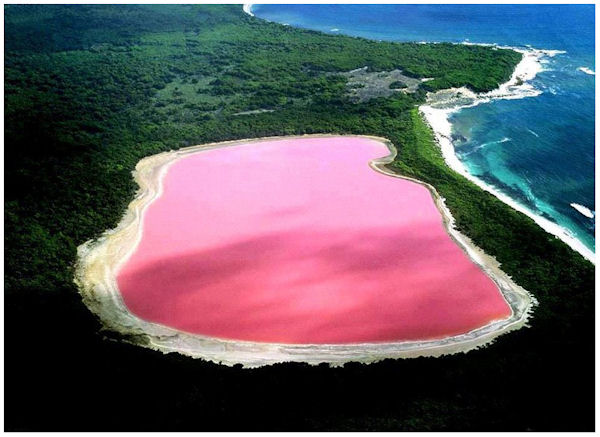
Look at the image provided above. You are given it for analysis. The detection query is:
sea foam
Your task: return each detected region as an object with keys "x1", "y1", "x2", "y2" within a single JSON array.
[
  {"x1": 570, "y1": 203, "x2": 595, "y2": 219},
  {"x1": 578, "y1": 66, "x2": 595, "y2": 75},
  {"x1": 461, "y1": 138, "x2": 511, "y2": 156},
  {"x1": 420, "y1": 45, "x2": 595, "y2": 264}
]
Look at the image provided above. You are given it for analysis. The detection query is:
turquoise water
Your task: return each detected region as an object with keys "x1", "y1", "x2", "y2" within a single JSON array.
[{"x1": 251, "y1": 4, "x2": 595, "y2": 253}]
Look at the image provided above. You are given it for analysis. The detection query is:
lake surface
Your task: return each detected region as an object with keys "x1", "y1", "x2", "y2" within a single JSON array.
[
  {"x1": 251, "y1": 4, "x2": 595, "y2": 253},
  {"x1": 117, "y1": 137, "x2": 510, "y2": 344}
]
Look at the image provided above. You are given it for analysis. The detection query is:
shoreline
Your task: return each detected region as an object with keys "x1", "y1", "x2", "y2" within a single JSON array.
[
  {"x1": 242, "y1": 3, "x2": 254, "y2": 17},
  {"x1": 419, "y1": 46, "x2": 595, "y2": 264},
  {"x1": 241, "y1": 3, "x2": 593, "y2": 263},
  {"x1": 74, "y1": 134, "x2": 534, "y2": 368}
]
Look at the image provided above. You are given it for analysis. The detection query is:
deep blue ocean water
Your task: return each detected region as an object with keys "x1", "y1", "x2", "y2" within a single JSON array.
[{"x1": 251, "y1": 4, "x2": 595, "y2": 253}]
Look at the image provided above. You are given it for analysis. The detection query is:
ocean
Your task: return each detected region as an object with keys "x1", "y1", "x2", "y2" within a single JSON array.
[{"x1": 249, "y1": 4, "x2": 595, "y2": 258}]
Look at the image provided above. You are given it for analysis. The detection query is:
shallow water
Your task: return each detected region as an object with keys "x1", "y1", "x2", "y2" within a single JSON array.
[
  {"x1": 251, "y1": 4, "x2": 595, "y2": 253},
  {"x1": 117, "y1": 137, "x2": 510, "y2": 344}
]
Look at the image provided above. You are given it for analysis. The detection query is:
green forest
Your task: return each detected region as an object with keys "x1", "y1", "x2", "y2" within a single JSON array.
[{"x1": 4, "y1": 4, "x2": 594, "y2": 431}]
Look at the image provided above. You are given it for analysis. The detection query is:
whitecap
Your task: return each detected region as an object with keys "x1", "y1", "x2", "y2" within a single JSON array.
[
  {"x1": 540, "y1": 49, "x2": 567, "y2": 57},
  {"x1": 462, "y1": 137, "x2": 510, "y2": 156},
  {"x1": 527, "y1": 129, "x2": 539, "y2": 138},
  {"x1": 570, "y1": 203, "x2": 595, "y2": 219},
  {"x1": 578, "y1": 66, "x2": 595, "y2": 75}
]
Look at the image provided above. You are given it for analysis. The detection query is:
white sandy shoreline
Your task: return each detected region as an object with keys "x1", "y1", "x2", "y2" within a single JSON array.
[
  {"x1": 241, "y1": 3, "x2": 593, "y2": 263},
  {"x1": 74, "y1": 134, "x2": 534, "y2": 368},
  {"x1": 242, "y1": 4, "x2": 254, "y2": 17},
  {"x1": 419, "y1": 46, "x2": 595, "y2": 264}
]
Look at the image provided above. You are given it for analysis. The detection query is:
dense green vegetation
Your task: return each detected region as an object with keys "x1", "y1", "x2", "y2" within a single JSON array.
[
  {"x1": 389, "y1": 80, "x2": 408, "y2": 89},
  {"x1": 5, "y1": 5, "x2": 593, "y2": 431}
]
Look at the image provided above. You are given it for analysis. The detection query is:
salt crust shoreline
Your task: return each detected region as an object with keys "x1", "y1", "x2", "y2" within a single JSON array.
[{"x1": 74, "y1": 134, "x2": 534, "y2": 368}]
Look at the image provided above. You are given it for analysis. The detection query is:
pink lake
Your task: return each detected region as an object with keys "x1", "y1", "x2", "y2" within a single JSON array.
[{"x1": 117, "y1": 137, "x2": 511, "y2": 344}]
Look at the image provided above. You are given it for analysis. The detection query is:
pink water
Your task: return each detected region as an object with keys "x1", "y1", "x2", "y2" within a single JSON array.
[{"x1": 117, "y1": 137, "x2": 511, "y2": 344}]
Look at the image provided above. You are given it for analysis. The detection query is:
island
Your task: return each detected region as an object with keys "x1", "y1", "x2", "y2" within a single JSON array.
[{"x1": 5, "y1": 4, "x2": 594, "y2": 432}]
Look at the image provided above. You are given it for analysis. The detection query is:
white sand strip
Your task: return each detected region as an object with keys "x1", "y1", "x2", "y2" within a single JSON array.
[
  {"x1": 419, "y1": 46, "x2": 595, "y2": 264},
  {"x1": 242, "y1": 4, "x2": 254, "y2": 17}
]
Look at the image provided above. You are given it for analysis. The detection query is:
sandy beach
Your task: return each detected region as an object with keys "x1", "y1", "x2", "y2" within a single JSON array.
[
  {"x1": 75, "y1": 135, "x2": 534, "y2": 368},
  {"x1": 419, "y1": 46, "x2": 595, "y2": 264},
  {"x1": 241, "y1": 6, "x2": 594, "y2": 265},
  {"x1": 242, "y1": 4, "x2": 254, "y2": 17}
]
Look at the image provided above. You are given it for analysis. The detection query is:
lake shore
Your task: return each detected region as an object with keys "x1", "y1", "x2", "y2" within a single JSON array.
[{"x1": 74, "y1": 134, "x2": 534, "y2": 368}]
